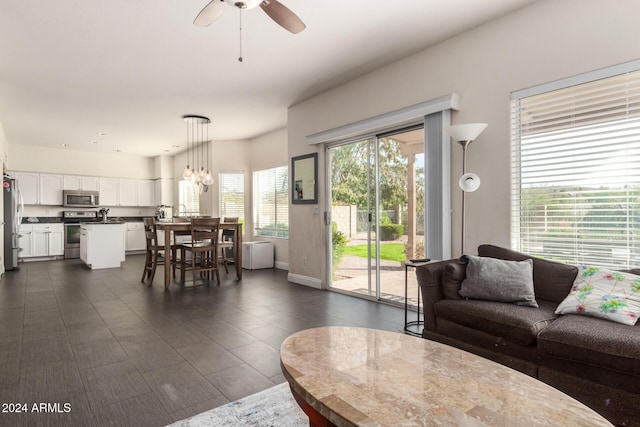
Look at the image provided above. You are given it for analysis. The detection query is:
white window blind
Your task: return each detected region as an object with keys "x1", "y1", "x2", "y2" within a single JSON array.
[
  {"x1": 511, "y1": 68, "x2": 640, "y2": 269},
  {"x1": 178, "y1": 180, "x2": 200, "y2": 216},
  {"x1": 253, "y1": 166, "x2": 289, "y2": 238},
  {"x1": 219, "y1": 172, "x2": 245, "y2": 220}
]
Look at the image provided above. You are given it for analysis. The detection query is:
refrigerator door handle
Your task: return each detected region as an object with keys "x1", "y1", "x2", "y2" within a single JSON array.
[{"x1": 16, "y1": 187, "x2": 23, "y2": 227}]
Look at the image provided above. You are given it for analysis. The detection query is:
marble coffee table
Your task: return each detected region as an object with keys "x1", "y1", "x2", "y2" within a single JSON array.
[{"x1": 280, "y1": 326, "x2": 612, "y2": 426}]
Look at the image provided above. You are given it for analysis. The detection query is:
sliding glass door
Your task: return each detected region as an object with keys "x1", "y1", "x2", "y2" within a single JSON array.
[
  {"x1": 328, "y1": 127, "x2": 425, "y2": 307},
  {"x1": 328, "y1": 138, "x2": 377, "y2": 298}
]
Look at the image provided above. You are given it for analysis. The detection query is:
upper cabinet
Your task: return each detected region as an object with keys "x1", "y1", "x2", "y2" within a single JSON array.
[
  {"x1": 118, "y1": 179, "x2": 137, "y2": 206},
  {"x1": 13, "y1": 172, "x2": 39, "y2": 205},
  {"x1": 13, "y1": 171, "x2": 156, "y2": 207},
  {"x1": 137, "y1": 180, "x2": 155, "y2": 207},
  {"x1": 63, "y1": 175, "x2": 100, "y2": 192},
  {"x1": 82, "y1": 176, "x2": 100, "y2": 192},
  {"x1": 39, "y1": 174, "x2": 63, "y2": 205},
  {"x1": 99, "y1": 178, "x2": 118, "y2": 206},
  {"x1": 63, "y1": 175, "x2": 82, "y2": 191}
]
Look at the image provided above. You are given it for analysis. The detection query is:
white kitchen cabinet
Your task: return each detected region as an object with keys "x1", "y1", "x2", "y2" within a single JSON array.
[
  {"x1": 118, "y1": 179, "x2": 137, "y2": 206},
  {"x1": 48, "y1": 224, "x2": 64, "y2": 256},
  {"x1": 137, "y1": 180, "x2": 155, "y2": 207},
  {"x1": 14, "y1": 172, "x2": 39, "y2": 205},
  {"x1": 63, "y1": 175, "x2": 82, "y2": 190},
  {"x1": 18, "y1": 225, "x2": 32, "y2": 258},
  {"x1": 125, "y1": 222, "x2": 146, "y2": 251},
  {"x1": 99, "y1": 178, "x2": 118, "y2": 206},
  {"x1": 82, "y1": 176, "x2": 100, "y2": 192},
  {"x1": 32, "y1": 227, "x2": 49, "y2": 257},
  {"x1": 39, "y1": 174, "x2": 64, "y2": 205},
  {"x1": 64, "y1": 175, "x2": 101, "y2": 192},
  {"x1": 18, "y1": 224, "x2": 63, "y2": 258},
  {"x1": 80, "y1": 222, "x2": 125, "y2": 269}
]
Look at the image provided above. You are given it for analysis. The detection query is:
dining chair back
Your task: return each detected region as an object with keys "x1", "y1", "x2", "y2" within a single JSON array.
[
  {"x1": 141, "y1": 218, "x2": 176, "y2": 284},
  {"x1": 179, "y1": 217, "x2": 221, "y2": 285},
  {"x1": 219, "y1": 217, "x2": 238, "y2": 273}
]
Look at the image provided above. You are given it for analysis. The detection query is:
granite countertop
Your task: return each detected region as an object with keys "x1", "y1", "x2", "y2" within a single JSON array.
[
  {"x1": 84, "y1": 221, "x2": 126, "y2": 225},
  {"x1": 22, "y1": 216, "x2": 153, "y2": 224}
]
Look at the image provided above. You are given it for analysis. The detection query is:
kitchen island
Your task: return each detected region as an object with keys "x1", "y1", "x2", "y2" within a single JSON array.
[{"x1": 80, "y1": 221, "x2": 126, "y2": 269}]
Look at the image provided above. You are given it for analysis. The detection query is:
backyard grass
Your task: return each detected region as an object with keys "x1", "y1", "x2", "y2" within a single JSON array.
[{"x1": 342, "y1": 243, "x2": 406, "y2": 262}]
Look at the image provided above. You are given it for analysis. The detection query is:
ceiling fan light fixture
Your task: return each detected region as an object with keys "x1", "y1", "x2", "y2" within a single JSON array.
[{"x1": 227, "y1": 0, "x2": 263, "y2": 9}]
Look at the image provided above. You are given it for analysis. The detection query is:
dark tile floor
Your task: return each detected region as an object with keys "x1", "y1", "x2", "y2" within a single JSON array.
[{"x1": 0, "y1": 255, "x2": 406, "y2": 426}]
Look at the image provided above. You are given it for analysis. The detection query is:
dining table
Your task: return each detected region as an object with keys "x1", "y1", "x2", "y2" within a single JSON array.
[{"x1": 154, "y1": 220, "x2": 243, "y2": 289}]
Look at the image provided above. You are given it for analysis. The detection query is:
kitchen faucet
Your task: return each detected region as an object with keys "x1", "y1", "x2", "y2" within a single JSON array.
[{"x1": 176, "y1": 204, "x2": 187, "y2": 216}]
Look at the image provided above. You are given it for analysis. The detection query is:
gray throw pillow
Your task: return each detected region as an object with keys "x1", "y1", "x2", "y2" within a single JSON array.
[
  {"x1": 459, "y1": 255, "x2": 538, "y2": 308},
  {"x1": 442, "y1": 262, "x2": 465, "y2": 300}
]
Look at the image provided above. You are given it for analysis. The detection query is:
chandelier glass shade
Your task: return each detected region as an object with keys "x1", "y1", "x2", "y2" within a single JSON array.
[{"x1": 182, "y1": 114, "x2": 214, "y2": 194}]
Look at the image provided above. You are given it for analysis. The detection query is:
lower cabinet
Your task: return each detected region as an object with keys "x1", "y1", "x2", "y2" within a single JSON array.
[
  {"x1": 125, "y1": 222, "x2": 146, "y2": 252},
  {"x1": 81, "y1": 223, "x2": 125, "y2": 269},
  {"x1": 18, "y1": 224, "x2": 64, "y2": 258}
]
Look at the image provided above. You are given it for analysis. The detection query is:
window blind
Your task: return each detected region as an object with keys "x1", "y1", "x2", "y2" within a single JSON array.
[
  {"x1": 253, "y1": 166, "x2": 289, "y2": 238},
  {"x1": 219, "y1": 172, "x2": 245, "y2": 220},
  {"x1": 511, "y1": 68, "x2": 640, "y2": 269},
  {"x1": 178, "y1": 180, "x2": 200, "y2": 216}
]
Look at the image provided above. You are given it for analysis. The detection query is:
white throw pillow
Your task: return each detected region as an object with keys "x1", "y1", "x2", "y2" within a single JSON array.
[{"x1": 555, "y1": 266, "x2": 640, "y2": 325}]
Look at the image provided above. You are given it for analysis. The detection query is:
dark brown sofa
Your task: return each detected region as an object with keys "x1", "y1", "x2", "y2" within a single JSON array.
[{"x1": 416, "y1": 244, "x2": 640, "y2": 426}]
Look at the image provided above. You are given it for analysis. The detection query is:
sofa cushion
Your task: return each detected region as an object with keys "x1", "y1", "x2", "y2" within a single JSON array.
[
  {"x1": 538, "y1": 314, "x2": 640, "y2": 376},
  {"x1": 442, "y1": 262, "x2": 465, "y2": 300},
  {"x1": 478, "y1": 244, "x2": 578, "y2": 304},
  {"x1": 460, "y1": 255, "x2": 537, "y2": 307},
  {"x1": 434, "y1": 299, "x2": 558, "y2": 346},
  {"x1": 555, "y1": 266, "x2": 640, "y2": 325}
]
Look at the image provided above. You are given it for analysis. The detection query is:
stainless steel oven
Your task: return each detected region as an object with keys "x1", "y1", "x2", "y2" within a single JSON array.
[
  {"x1": 63, "y1": 210, "x2": 97, "y2": 258},
  {"x1": 63, "y1": 190, "x2": 100, "y2": 208}
]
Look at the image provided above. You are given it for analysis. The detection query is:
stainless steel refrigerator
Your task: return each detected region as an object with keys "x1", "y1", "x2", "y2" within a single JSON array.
[{"x1": 3, "y1": 177, "x2": 22, "y2": 270}]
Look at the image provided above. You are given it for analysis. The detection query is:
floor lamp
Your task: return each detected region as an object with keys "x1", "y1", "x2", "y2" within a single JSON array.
[{"x1": 444, "y1": 123, "x2": 488, "y2": 255}]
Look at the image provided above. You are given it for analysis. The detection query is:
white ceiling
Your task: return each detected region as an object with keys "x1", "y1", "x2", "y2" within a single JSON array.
[{"x1": 0, "y1": 0, "x2": 537, "y2": 157}]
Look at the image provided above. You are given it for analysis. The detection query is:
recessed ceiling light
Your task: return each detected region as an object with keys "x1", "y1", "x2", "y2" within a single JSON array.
[
  {"x1": 60, "y1": 143, "x2": 69, "y2": 147},
  {"x1": 172, "y1": 145, "x2": 180, "y2": 148},
  {"x1": 114, "y1": 149, "x2": 121, "y2": 153},
  {"x1": 163, "y1": 149, "x2": 170, "y2": 152},
  {"x1": 97, "y1": 132, "x2": 107, "y2": 136},
  {"x1": 90, "y1": 140, "x2": 98, "y2": 144}
]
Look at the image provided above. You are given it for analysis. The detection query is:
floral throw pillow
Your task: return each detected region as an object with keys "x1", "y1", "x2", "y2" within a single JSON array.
[{"x1": 555, "y1": 266, "x2": 640, "y2": 325}]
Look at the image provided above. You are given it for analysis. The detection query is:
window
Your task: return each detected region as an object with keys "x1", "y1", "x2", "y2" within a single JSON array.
[
  {"x1": 511, "y1": 64, "x2": 640, "y2": 269},
  {"x1": 178, "y1": 180, "x2": 199, "y2": 216},
  {"x1": 219, "y1": 172, "x2": 245, "y2": 221},
  {"x1": 253, "y1": 166, "x2": 289, "y2": 238}
]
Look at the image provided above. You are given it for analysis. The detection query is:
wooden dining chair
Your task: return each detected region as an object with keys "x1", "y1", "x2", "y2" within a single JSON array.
[
  {"x1": 179, "y1": 217, "x2": 221, "y2": 285},
  {"x1": 219, "y1": 217, "x2": 238, "y2": 274},
  {"x1": 141, "y1": 218, "x2": 177, "y2": 284}
]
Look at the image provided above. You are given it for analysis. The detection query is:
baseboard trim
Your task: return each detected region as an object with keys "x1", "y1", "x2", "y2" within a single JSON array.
[
  {"x1": 274, "y1": 261, "x2": 288, "y2": 271},
  {"x1": 287, "y1": 273, "x2": 322, "y2": 289}
]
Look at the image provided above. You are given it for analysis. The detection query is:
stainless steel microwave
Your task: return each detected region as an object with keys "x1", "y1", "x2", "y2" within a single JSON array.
[{"x1": 62, "y1": 190, "x2": 100, "y2": 207}]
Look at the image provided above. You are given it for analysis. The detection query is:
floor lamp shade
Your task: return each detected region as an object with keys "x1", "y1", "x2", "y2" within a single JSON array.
[{"x1": 444, "y1": 123, "x2": 488, "y2": 142}]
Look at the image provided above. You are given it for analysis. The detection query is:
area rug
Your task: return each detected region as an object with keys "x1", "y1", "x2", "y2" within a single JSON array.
[{"x1": 168, "y1": 383, "x2": 307, "y2": 427}]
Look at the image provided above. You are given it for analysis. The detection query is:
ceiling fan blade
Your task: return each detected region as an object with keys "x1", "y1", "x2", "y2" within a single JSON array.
[
  {"x1": 260, "y1": 0, "x2": 306, "y2": 34},
  {"x1": 193, "y1": 0, "x2": 228, "y2": 27}
]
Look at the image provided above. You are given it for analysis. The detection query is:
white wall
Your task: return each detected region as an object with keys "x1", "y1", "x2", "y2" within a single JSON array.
[
  {"x1": 8, "y1": 144, "x2": 158, "y2": 218},
  {"x1": 287, "y1": 0, "x2": 640, "y2": 287},
  {"x1": 9, "y1": 145, "x2": 155, "y2": 178},
  {"x1": 248, "y1": 128, "x2": 289, "y2": 269},
  {"x1": 172, "y1": 139, "x2": 250, "y2": 217}
]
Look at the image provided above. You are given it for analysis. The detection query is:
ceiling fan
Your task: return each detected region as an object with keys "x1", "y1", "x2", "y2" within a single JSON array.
[{"x1": 194, "y1": 0, "x2": 306, "y2": 34}]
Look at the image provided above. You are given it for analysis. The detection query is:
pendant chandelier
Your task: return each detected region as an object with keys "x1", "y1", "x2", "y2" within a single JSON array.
[{"x1": 182, "y1": 114, "x2": 214, "y2": 194}]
